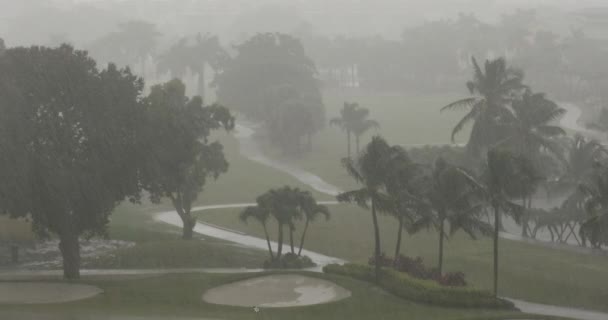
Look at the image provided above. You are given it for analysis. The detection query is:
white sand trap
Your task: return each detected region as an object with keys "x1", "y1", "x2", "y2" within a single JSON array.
[
  {"x1": 0, "y1": 282, "x2": 102, "y2": 304},
  {"x1": 202, "y1": 274, "x2": 351, "y2": 308}
]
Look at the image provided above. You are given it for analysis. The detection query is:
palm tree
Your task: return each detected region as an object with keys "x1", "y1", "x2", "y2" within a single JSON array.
[
  {"x1": 500, "y1": 90, "x2": 565, "y2": 156},
  {"x1": 579, "y1": 163, "x2": 608, "y2": 249},
  {"x1": 561, "y1": 134, "x2": 608, "y2": 187},
  {"x1": 330, "y1": 102, "x2": 361, "y2": 158},
  {"x1": 413, "y1": 157, "x2": 491, "y2": 274},
  {"x1": 258, "y1": 187, "x2": 301, "y2": 259},
  {"x1": 383, "y1": 146, "x2": 429, "y2": 259},
  {"x1": 352, "y1": 113, "x2": 380, "y2": 154},
  {"x1": 442, "y1": 57, "x2": 525, "y2": 156},
  {"x1": 240, "y1": 205, "x2": 274, "y2": 260},
  {"x1": 297, "y1": 195, "x2": 330, "y2": 256},
  {"x1": 477, "y1": 149, "x2": 537, "y2": 297},
  {"x1": 337, "y1": 136, "x2": 394, "y2": 282}
]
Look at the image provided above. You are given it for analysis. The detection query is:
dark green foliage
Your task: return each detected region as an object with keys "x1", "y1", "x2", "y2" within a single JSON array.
[
  {"x1": 214, "y1": 33, "x2": 324, "y2": 153},
  {"x1": 442, "y1": 57, "x2": 525, "y2": 157},
  {"x1": 323, "y1": 264, "x2": 514, "y2": 309},
  {"x1": 337, "y1": 136, "x2": 397, "y2": 282},
  {"x1": 579, "y1": 163, "x2": 608, "y2": 248},
  {"x1": 240, "y1": 186, "x2": 329, "y2": 265},
  {"x1": 0, "y1": 44, "x2": 145, "y2": 278},
  {"x1": 139, "y1": 79, "x2": 234, "y2": 239},
  {"x1": 369, "y1": 254, "x2": 467, "y2": 287},
  {"x1": 330, "y1": 102, "x2": 380, "y2": 157}
]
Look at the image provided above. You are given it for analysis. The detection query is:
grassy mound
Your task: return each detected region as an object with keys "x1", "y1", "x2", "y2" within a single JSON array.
[{"x1": 324, "y1": 263, "x2": 514, "y2": 309}]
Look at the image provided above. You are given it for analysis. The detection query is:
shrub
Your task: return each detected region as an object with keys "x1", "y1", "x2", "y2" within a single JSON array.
[
  {"x1": 369, "y1": 254, "x2": 466, "y2": 287},
  {"x1": 324, "y1": 263, "x2": 514, "y2": 309},
  {"x1": 263, "y1": 253, "x2": 316, "y2": 269}
]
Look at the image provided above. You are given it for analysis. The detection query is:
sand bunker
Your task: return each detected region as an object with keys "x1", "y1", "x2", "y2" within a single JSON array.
[
  {"x1": 202, "y1": 274, "x2": 351, "y2": 308},
  {"x1": 0, "y1": 282, "x2": 102, "y2": 304}
]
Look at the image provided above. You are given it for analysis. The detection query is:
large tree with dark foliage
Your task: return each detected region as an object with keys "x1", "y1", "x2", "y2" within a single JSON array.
[
  {"x1": 214, "y1": 33, "x2": 324, "y2": 153},
  {"x1": 0, "y1": 44, "x2": 144, "y2": 279},
  {"x1": 139, "y1": 79, "x2": 234, "y2": 239}
]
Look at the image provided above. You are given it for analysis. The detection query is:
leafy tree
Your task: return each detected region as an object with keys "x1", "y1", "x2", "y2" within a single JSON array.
[
  {"x1": 139, "y1": 79, "x2": 234, "y2": 239},
  {"x1": 0, "y1": 45, "x2": 144, "y2": 279},
  {"x1": 157, "y1": 34, "x2": 228, "y2": 100},
  {"x1": 267, "y1": 86, "x2": 324, "y2": 154},
  {"x1": 337, "y1": 136, "x2": 394, "y2": 282},
  {"x1": 214, "y1": 33, "x2": 324, "y2": 153},
  {"x1": 442, "y1": 57, "x2": 525, "y2": 156},
  {"x1": 413, "y1": 158, "x2": 491, "y2": 274}
]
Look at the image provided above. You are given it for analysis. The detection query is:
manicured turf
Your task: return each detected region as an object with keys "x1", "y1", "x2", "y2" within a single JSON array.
[
  {"x1": 0, "y1": 272, "x2": 558, "y2": 320},
  {"x1": 262, "y1": 89, "x2": 468, "y2": 189},
  {"x1": 197, "y1": 201, "x2": 608, "y2": 313}
]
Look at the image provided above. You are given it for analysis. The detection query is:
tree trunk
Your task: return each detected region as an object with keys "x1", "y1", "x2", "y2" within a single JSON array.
[
  {"x1": 438, "y1": 217, "x2": 445, "y2": 275},
  {"x1": 171, "y1": 193, "x2": 196, "y2": 240},
  {"x1": 493, "y1": 205, "x2": 500, "y2": 297},
  {"x1": 262, "y1": 224, "x2": 274, "y2": 260},
  {"x1": 371, "y1": 199, "x2": 382, "y2": 283},
  {"x1": 347, "y1": 129, "x2": 351, "y2": 158},
  {"x1": 277, "y1": 224, "x2": 284, "y2": 259},
  {"x1": 521, "y1": 196, "x2": 529, "y2": 238},
  {"x1": 181, "y1": 214, "x2": 196, "y2": 240},
  {"x1": 289, "y1": 226, "x2": 295, "y2": 254},
  {"x1": 356, "y1": 135, "x2": 360, "y2": 154},
  {"x1": 198, "y1": 64, "x2": 206, "y2": 101},
  {"x1": 59, "y1": 229, "x2": 81, "y2": 280},
  {"x1": 394, "y1": 216, "x2": 404, "y2": 262},
  {"x1": 298, "y1": 219, "x2": 310, "y2": 256}
]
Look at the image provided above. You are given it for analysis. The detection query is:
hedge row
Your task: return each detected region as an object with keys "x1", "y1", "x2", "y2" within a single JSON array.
[{"x1": 323, "y1": 263, "x2": 515, "y2": 309}]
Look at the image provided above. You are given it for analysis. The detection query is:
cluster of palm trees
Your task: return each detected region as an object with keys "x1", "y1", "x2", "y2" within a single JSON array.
[
  {"x1": 444, "y1": 57, "x2": 608, "y2": 249},
  {"x1": 335, "y1": 56, "x2": 608, "y2": 297},
  {"x1": 338, "y1": 135, "x2": 538, "y2": 296},
  {"x1": 330, "y1": 102, "x2": 380, "y2": 158},
  {"x1": 239, "y1": 186, "x2": 330, "y2": 262},
  {"x1": 336, "y1": 56, "x2": 608, "y2": 297}
]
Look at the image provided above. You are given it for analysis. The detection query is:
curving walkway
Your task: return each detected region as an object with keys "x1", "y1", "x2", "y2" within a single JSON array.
[
  {"x1": 3, "y1": 104, "x2": 606, "y2": 319},
  {"x1": 158, "y1": 116, "x2": 608, "y2": 320}
]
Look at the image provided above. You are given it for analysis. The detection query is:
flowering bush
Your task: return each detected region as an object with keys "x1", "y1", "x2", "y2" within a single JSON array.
[{"x1": 369, "y1": 253, "x2": 466, "y2": 287}]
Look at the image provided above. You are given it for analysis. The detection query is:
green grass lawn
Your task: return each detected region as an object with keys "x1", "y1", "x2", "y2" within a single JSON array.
[
  {"x1": 90, "y1": 128, "x2": 329, "y2": 270},
  {"x1": 0, "y1": 272, "x2": 561, "y2": 320},
  {"x1": 262, "y1": 89, "x2": 469, "y2": 188},
  {"x1": 196, "y1": 203, "x2": 608, "y2": 313}
]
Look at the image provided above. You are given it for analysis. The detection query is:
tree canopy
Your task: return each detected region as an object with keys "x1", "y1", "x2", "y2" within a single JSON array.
[
  {"x1": 214, "y1": 33, "x2": 325, "y2": 154},
  {"x1": 139, "y1": 79, "x2": 234, "y2": 239},
  {"x1": 0, "y1": 44, "x2": 145, "y2": 279}
]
